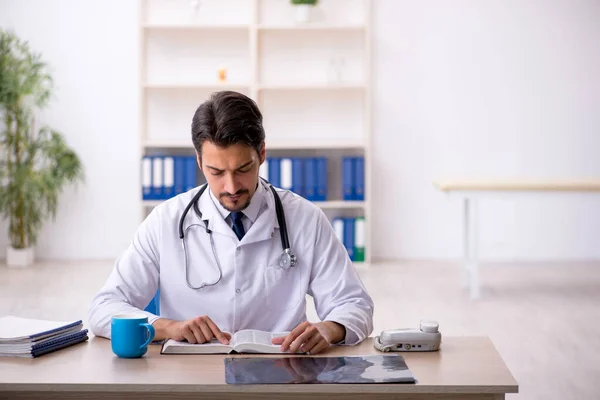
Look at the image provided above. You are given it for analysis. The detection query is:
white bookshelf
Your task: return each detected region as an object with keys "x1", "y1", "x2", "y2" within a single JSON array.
[{"x1": 139, "y1": 0, "x2": 372, "y2": 263}]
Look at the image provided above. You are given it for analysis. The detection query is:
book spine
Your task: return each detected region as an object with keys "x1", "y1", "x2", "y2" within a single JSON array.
[{"x1": 354, "y1": 217, "x2": 365, "y2": 262}]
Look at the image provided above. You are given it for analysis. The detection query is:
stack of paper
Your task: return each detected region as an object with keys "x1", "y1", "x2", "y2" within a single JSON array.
[{"x1": 0, "y1": 315, "x2": 89, "y2": 358}]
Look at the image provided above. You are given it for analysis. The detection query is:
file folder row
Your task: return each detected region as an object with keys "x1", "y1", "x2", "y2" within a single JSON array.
[
  {"x1": 259, "y1": 157, "x2": 327, "y2": 201},
  {"x1": 332, "y1": 216, "x2": 366, "y2": 262},
  {"x1": 142, "y1": 156, "x2": 198, "y2": 200},
  {"x1": 142, "y1": 155, "x2": 365, "y2": 203},
  {"x1": 260, "y1": 156, "x2": 365, "y2": 202}
]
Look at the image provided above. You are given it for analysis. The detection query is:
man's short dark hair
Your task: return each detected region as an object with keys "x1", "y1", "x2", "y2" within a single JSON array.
[{"x1": 191, "y1": 91, "x2": 265, "y2": 159}]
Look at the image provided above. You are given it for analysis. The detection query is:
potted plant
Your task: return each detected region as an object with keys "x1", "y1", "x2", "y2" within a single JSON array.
[
  {"x1": 0, "y1": 29, "x2": 84, "y2": 268},
  {"x1": 290, "y1": 0, "x2": 319, "y2": 23}
]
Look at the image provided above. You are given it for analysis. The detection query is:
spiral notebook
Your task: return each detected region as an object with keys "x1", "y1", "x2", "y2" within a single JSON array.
[{"x1": 0, "y1": 315, "x2": 89, "y2": 358}]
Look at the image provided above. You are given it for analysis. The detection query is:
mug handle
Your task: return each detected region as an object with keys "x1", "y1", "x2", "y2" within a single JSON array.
[{"x1": 140, "y1": 323, "x2": 156, "y2": 349}]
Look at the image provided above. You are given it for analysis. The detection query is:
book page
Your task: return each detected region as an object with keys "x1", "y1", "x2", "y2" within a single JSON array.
[
  {"x1": 232, "y1": 330, "x2": 273, "y2": 347},
  {"x1": 161, "y1": 338, "x2": 233, "y2": 354},
  {"x1": 270, "y1": 332, "x2": 290, "y2": 342},
  {"x1": 231, "y1": 330, "x2": 290, "y2": 353},
  {"x1": 0, "y1": 316, "x2": 81, "y2": 342}
]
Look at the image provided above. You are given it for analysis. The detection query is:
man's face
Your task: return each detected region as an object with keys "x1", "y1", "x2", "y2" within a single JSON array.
[{"x1": 198, "y1": 141, "x2": 265, "y2": 212}]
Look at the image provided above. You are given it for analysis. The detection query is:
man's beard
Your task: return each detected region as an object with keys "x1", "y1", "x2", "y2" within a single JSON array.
[{"x1": 219, "y1": 190, "x2": 250, "y2": 212}]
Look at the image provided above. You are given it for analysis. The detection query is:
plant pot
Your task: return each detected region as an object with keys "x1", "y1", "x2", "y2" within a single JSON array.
[
  {"x1": 293, "y1": 4, "x2": 313, "y2": 23},
  {"x1": 6, "y1": 246, "x2": 35, "y2": 268}
]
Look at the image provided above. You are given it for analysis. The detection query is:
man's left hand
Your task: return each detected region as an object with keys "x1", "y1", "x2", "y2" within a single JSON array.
[{"x1": 271, "y1": 321, "x2": 346, "y2": 355}]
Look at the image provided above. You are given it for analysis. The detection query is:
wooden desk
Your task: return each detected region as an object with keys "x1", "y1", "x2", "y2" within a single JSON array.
[
  {"x1": 434, "y1": 179, "x2": 600, "y2": 299},
  {"x1": 0, "y1": 336, "x2": 517, "y2": 400}
]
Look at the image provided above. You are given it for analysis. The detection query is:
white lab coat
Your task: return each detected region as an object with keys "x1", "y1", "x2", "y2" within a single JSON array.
[{"x1": 88, "y1": 181, "x2": 374, "y2": 344}]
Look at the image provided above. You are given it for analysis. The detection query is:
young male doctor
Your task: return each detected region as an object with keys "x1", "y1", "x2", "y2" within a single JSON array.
[{"x1": 88, "y1": 91, "x2": 374, "y2": 355}]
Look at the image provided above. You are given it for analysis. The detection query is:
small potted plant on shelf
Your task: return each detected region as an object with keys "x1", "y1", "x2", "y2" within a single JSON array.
[
  {"x1": 290, "y1": 0, "x2": 319, "y2": 23},
  {"x1": 0, "y1": 29, "x2": 84, "y2": 268}
]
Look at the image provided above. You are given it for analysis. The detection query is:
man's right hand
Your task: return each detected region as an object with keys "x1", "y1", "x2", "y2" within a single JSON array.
[{"x1": 152, "y1": 316, "x2": 231, "y2": 344}]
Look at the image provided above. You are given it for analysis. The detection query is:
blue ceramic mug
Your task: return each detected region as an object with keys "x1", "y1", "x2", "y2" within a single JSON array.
[{"x1": 111, "y1": 313, "x2": 155, "y2": 358}]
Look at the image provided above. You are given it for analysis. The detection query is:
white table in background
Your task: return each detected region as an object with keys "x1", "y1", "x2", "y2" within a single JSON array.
[{"x1": 434, "y1": 179, "x2": 600, "y2": 299}]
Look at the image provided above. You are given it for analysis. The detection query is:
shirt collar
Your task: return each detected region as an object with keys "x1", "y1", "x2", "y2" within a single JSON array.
[{"x1": 208, "y1": 180, "x2": 266, "y2": 223}]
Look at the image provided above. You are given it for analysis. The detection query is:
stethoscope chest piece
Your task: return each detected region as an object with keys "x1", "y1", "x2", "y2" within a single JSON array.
[{"x1": 279, "y1": 249, "x2": 297, "y2": 269}]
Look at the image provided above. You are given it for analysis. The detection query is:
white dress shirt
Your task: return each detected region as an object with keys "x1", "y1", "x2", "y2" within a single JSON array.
[{"x1": 211, "y1": 181, "x2": 265, "y2": 235}]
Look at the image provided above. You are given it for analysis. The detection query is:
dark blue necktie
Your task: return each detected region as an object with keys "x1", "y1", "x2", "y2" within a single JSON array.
[{"x1": 231, "y1": 212, "x2": 245, "y2": 240}]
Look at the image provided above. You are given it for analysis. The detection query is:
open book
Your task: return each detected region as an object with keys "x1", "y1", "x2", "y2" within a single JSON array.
[{"x1": 160, "y1": 329, "x2": 290, "y2": 355}]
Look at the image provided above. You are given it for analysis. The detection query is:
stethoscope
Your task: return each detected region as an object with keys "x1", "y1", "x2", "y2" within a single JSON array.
[{"x1": 178, "y1": 178, "x2": 297, "y2": 290}]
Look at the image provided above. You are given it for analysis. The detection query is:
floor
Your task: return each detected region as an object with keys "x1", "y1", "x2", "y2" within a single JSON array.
[{"x1": 1, "y1": 260, "x2": 599, "y2": 400}]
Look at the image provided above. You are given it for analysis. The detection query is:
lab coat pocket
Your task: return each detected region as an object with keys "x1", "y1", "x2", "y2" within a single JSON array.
[{"x1": 264, "y1": 265, "x2": 303, "y2": 312}]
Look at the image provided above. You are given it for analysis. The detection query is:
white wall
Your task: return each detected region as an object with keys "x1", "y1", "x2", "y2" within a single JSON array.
[
  {"x1": 1, "y1": 0, "x2": 599, "y2": 262},
  {"x1": 372, "y1": 0, "x2": 600, "y2": 261},
  {"x1": 0, "y1": 0, "x2": 141, "y2": 259}
]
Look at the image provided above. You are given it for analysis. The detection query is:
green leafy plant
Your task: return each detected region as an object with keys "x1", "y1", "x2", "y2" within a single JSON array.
[
  {"x1": 0, "y1": 29, "x2": 84, "y2": 250},
  {"x1": 291, "y1": 0, "x2": 318, "y2": 5}
]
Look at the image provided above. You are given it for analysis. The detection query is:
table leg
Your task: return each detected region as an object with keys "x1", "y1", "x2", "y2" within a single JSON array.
[
  {"x1": 463, "y1": 197, "x2": 470, "y2": 288},
  {"x1": 464, "y1": 197, "x2": 480, "y2": 299}
]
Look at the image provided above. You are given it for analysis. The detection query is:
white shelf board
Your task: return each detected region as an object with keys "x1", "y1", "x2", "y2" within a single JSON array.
[
  {"x1": 313, "y1": 201, "x2": 366, "y2": 209},
  {"x1": 258, "y1": 24, "x2": 365, "y2": 31},
  {"x1": 258, "y1": 83, "x2": 366, "y2": 91},
  {"x1": 143, "y1": 24, "x2": 249, "y2": 31},
  {"x1": 145, "y1": 83, "x2": 250, "y2": 90},
  {"x1": 145, "y1": 84, "x2": 364, "y2": 91},
  {"x1": 143, "y1": 139, "x2": 365, "y2": 150},
  {"x1": 143, "y1": 140, "x2": 194, "y2": 149},
  {"x1": 265, "y1": 141, "x2": 366, "y2": 150},
  {"x1": 143, "y1": 199, "x2": 365, "y2": 209}
]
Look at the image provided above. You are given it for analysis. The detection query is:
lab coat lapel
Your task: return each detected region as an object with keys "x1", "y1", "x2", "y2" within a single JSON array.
[
  {"x1": 198, "y1": 187, "x2": 238, "y2": 240},
  {"x1": 241, "y1": 186, "x2": 279, "y2": 246}
]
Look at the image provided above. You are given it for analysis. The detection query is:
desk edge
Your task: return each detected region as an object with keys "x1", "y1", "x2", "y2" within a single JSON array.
[{"x1": 0, "y1": 383, "x2": 519, "y2": 394}]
